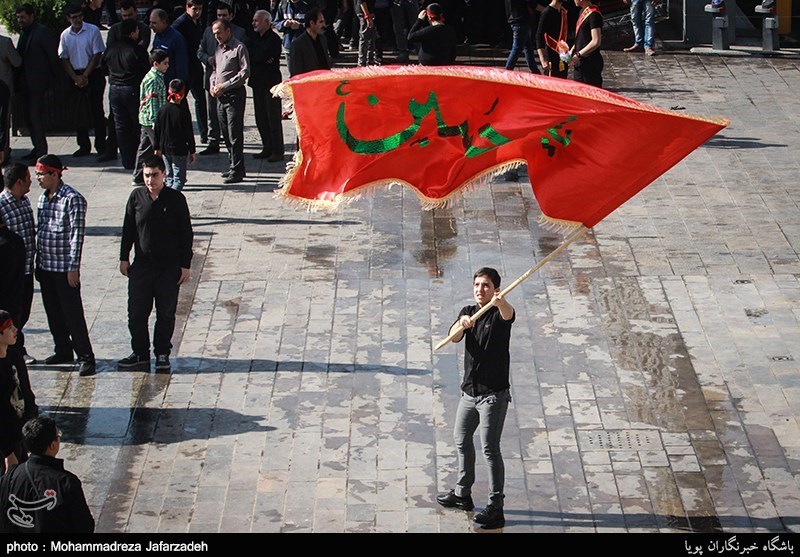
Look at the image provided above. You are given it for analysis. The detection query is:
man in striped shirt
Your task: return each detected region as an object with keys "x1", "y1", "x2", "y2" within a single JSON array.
[
  {"x1": 34, "y1": 155, "x2": 95, "y2": 377},
  {"x1": 132, "y1": 49, "x2": 169, "y2": 187},
  {"x1": 0, "y1": 164, "x2": 36, "y2": 365}
]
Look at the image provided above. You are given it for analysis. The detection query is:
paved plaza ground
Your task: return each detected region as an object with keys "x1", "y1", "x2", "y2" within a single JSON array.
[{"x1": 7, "y1": 33, "x2": 800, "y2": 533}]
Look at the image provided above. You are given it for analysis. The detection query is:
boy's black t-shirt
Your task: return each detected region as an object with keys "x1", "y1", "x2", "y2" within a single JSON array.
[{"x1": 456, "y1": 305, "x2": 515, "y2": 396}]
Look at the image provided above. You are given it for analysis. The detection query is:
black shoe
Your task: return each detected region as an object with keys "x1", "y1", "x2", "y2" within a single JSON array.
[
  {"x1": 199, "y1": 143, "x2": 219, "y2": 155},
  {"x1": 96, "y1": 151, "x2": 117, "y2": 162},
  {"x1": 118, "y1": 352, "x2": 150, "y2": 371},
  {"x1": 473, "y1": 505, "x2": 505, "y2": 529},
  {"x1": 155, "y1": 354, "x2": 171, "y2": 373},
  {"x1": 72, "y1": 147, "x2": 91, "y2": 157},
  {"x1": 23, "y1": 354, "x2": 37, "y2": 365},
  {"x1": 252, "y1": 151, "x2": 269, "y2": 159},
  {"x1": 267, "y1": 154, "x2": 285, "y2": 163},
  {"x1": 44, "y1": 353, "x2": 74, "y2": 365},
  {"x1": 220, "y1": 170, "x2": 232, "y2": 178},
  {"x1": 75, "y1": 360, "x2": 96, "y2": 377},
  {"x1": 436, "y1": 490, "x2": 474, "y2": 511},
  {"x1": 223, "y1": 174, "x2": 244, "y2": 184}
]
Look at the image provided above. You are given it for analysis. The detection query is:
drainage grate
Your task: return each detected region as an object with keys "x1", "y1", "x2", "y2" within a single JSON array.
[{"x1": 578, "y1": 429, "x2": 663, "y2": 451}]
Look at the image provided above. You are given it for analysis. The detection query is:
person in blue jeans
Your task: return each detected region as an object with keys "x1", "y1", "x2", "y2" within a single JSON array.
[
  {"x1": 437, "y1": 267, "x2": 515, "y2": 530},
  {"x1": 623, "y1": 0, "x2": 656, "y2": 56},
  {"x1": 505, "y1": 0, "x2": 541, "y2": 73},
  {"x1": 154, "y1": 79, "x2": 196, "y2": 191}
]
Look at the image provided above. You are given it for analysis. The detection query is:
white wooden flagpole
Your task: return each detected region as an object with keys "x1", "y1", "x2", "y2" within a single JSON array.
[{"x1": 434, "y1": 225, "x2": 590, "y2": 351}]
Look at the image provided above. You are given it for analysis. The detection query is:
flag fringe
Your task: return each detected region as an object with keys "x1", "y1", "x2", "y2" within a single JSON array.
[
  {"x1": 275, "y1": 158, "x2": 528, "y2": 212},
  {"x1": 538, "y1": 214, "x2": 584, "y2": 234}
]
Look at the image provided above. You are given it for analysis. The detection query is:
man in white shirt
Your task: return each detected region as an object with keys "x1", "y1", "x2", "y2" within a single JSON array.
[{"x1": 58, "y1": 3, "x2": 106, "y2": 158}]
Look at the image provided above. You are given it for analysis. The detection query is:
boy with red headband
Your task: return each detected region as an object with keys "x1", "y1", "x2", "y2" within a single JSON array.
[
  {"x1": 407, "y1": 3, "x2": 457, "y2": 66},
  {"x1": 154, "y1": 79, "x2": 196, "y2": 191}
]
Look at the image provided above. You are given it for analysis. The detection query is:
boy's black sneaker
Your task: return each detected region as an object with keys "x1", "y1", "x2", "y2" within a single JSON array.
[
  {"x1": 44, "y1": 353, "x2": 74, "y2": 365},
  {"x1": 436, "y1": 490, "x2": 474, "y2": 511},
  {"x1": 155, "y1": 354, "x2": 171, "y2": 373},
  {"x1": 118, "y1": 353, "x2": 150, "y2": 371},
  {"x1": 473, "y1": 505, "x2": 505, "y2": 529},
  {"x1": 75, "y1": 360, "x2": 96, "y2": 377}
]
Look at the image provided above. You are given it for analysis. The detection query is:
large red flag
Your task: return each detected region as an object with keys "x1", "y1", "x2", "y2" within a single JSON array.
[{"x1": 273, "y1": 66, "x2": 727, "y2": 228}]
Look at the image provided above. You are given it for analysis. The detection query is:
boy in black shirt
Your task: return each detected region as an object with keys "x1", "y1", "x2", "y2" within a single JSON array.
[
  {"x1": 154, "y1": 79, "x2": 196, "y2": 191},
  {"x1": 437, "y1": 267, "x2": 515, "y2": 530}
]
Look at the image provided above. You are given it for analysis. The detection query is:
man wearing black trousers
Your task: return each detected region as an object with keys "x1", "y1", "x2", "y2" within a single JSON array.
[
  {"x1": 101, "y1": 19, "x2": 149, "y2": 170},
  {"x1": 249, "y1": 10, "x2": 284, "y2": 162},
  {"x1": 58, "y1": 4, "x2": 107, "y2": 158},
  {"x1": 34, "y1": 155, "x2": 95, "y2": 377},
  {"x1": 173, "y1": 0, "x2": 208, "y2": 145},
  {"x1": 119, "y1": 156, "x2": 193, "y2": 374},
  {"x1": 14, "y1": 4, "x2": 59, "y2": 164}
]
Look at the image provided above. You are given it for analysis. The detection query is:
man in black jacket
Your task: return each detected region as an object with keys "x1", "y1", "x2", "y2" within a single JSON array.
[
  {"x1": 102, "y1": 19, "x2": 150, "y2": 170},
  {"x1": 249, "y1": 10, "x2": 284, "y2": 162},
  {"x1": 288, "y1": 7, "x2": 331, "y2": 77},
  {"x1": 118, "y1": 156, "x2": 193, "y2": 373},
  {"x1": 0, "y1": 416, "x2": 94, "y2": 533},
  {"x1": 14, "y1": 4, "x2": 59, "y2": 163}
]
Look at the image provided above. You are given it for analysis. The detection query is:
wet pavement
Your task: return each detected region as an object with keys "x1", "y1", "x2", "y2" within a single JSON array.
[{"x1": 9, "y1": 36, "x2": 800, "y2": 533}]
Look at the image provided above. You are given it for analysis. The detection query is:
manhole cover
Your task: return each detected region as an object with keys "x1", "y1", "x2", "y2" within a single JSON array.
[{"x1": 578, "y1": 429, "x2": 663, "y2": 451}]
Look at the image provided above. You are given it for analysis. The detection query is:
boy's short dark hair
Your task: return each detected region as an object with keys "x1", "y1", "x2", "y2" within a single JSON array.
[
  {"x1": 305, "y1": 7, "x2": 322, "y2": 27},
  {"x1": 3, "y1": 163, "x2": 29, "y2": 190},
  {"x1": 15, "y1": 3, "x2": 35, "y2": 16},
  {"x1": 119, "y1": 17, "x2": 138, "y2": 37},
  {"x1": 64, "y1": 3, "x2": 83, "y2": 17},
  {"x1": 23, "y1": 416, "x2": 59, "y2": 456},
  {"x1": 149, "y1": 48, "x2": 169, "y2": 65},
  {"x1": 142, "y1": 155, "x2": 166, "y2": 172},
  {"x1": 168, "y1": 78, "x2": 185, "y2": 93},
  {"x1": 474, "y1": 267, "x2": 501, "y2": 289},
  {"x1": 213, "y1": 18, "x2": 231, "y2": 31},
  {"x1": 216, "y1": 2, "x2": 232, "y2": 13}
]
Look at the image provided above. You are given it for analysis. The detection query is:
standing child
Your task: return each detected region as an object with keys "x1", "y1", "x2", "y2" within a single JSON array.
[
  {"x1": 154, "y1": 79, "x2": 196, "y2": 191},
  {"x1": 132, "y1": 49, "x2": 169, "y2": 186}
]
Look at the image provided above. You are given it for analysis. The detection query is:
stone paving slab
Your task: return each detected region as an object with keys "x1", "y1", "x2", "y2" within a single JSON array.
[{"x1": 7, "y1": 35, "x2": 800, "y2": 533}]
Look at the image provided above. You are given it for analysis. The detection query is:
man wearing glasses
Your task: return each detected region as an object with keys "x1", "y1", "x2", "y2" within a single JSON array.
[{"x1": 34, "y1": 155, "x2": 95, "y2": 377}]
